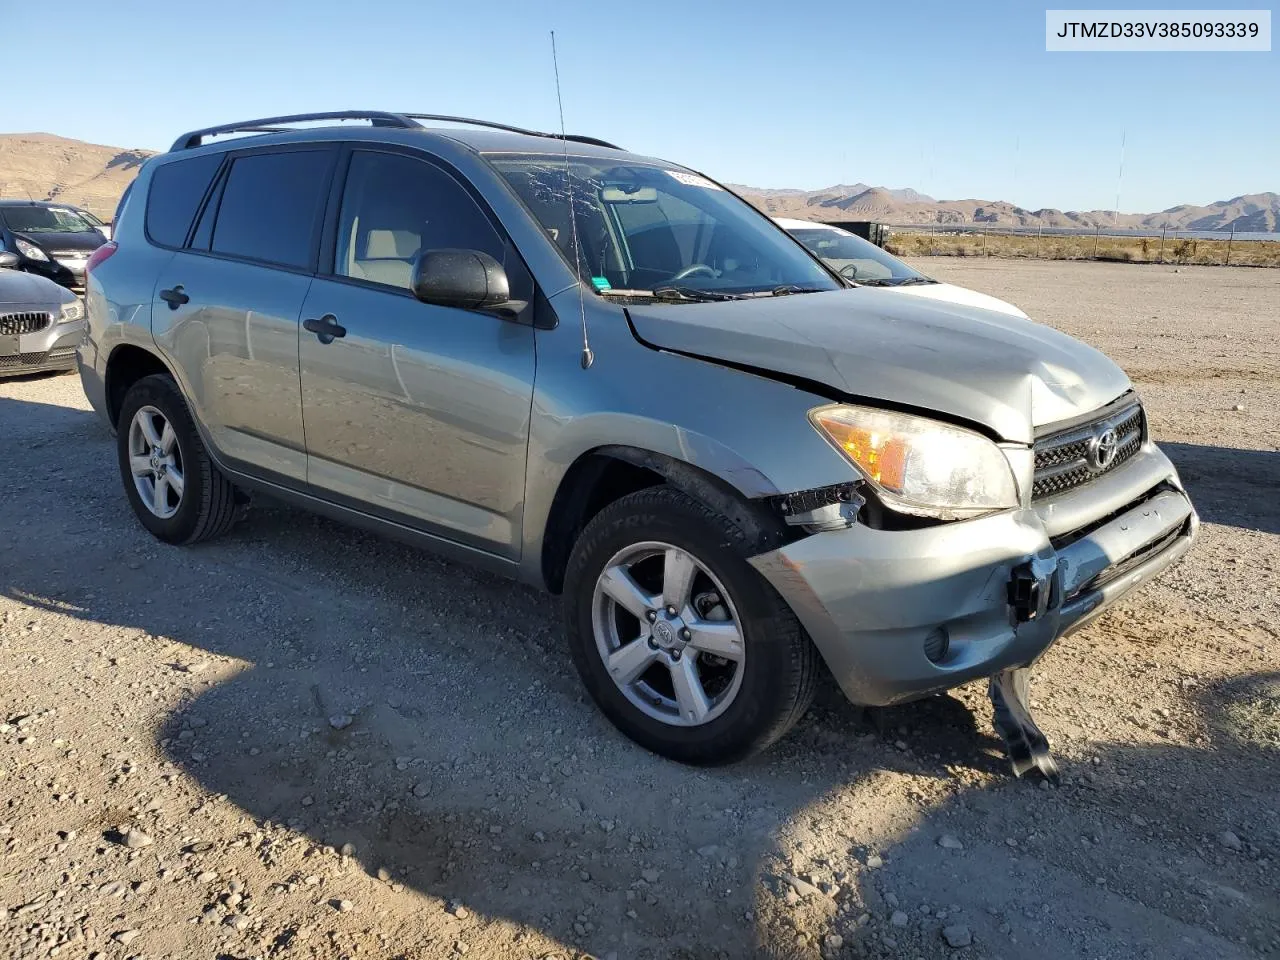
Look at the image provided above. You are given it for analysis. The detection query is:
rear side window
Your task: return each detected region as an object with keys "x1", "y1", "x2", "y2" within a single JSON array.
[
  {"x1": 145, "y1": 153, "x2": 222, "y2": 248},
  {"x1": 211, "y1": 150, "x2": 332, "y2": 270}
]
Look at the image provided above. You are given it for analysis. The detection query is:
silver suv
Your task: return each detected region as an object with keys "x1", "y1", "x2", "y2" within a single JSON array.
[{"x1": 79, "y1": 111, "x2": 1197, "y2": 769}]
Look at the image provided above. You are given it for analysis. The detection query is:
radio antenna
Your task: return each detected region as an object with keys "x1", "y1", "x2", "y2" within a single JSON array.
[{"x1": 551, "y1": 30, "x2": 593, "y2": 369}]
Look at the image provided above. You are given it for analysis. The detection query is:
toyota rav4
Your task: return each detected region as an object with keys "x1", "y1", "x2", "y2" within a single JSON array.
[{"x1": 79, "y1": 111, "x2": 1197, "y2": 769}]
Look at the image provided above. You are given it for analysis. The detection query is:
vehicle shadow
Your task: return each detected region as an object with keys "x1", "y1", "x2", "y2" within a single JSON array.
[
  {"x1": 790, "y1": 670, "x2": 1279, "y2": 960},
  {"x1": 1, "y1": 391, "x2": 1275, "y2": 958},
  {"x1": 1161, "y1": 441, "x2": 1280, "y2": 535}
]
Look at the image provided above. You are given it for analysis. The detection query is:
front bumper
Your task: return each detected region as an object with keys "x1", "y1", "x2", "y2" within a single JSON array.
[
  {"x1": 0, "y1": 317, "x2": 84, "y2": 378},
  {"x1": 751, "y1": 444, "x2": 1197, "y2": 706}
]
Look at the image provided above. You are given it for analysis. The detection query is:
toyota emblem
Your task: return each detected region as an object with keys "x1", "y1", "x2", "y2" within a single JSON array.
[{"x1": 1087, "y1": 427, "x2": 1120, "y2": 471}]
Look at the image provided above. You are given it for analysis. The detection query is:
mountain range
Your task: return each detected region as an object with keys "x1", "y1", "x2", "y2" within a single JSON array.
[
  {"x1": 733, "y1": 182, "x2": 1279, "y2": 233},
  {"x1": 1, "y1": 132, "x2": 1275, "y2": 233}
]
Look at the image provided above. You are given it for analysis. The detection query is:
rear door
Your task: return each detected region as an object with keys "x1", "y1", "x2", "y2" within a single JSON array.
[
  {"x1": 151, "y1": 145, "x2": 336, "y2": 485},
  {"x1": 298, "y1": 146, "x2": 536, "y2": 557}
]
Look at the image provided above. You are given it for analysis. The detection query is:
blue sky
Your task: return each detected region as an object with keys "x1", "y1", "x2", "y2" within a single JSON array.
[{"x1": 7, "y1": 0, "x2": 1275, "y2": 212}]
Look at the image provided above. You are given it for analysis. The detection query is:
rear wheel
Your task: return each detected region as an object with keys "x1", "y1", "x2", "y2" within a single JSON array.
[
  {"x1": 116, "y1": 374, "x2": 240, "y2": 544},
  {"x1": 564, "y1": 486, "x2": 818, "y2": 764}
]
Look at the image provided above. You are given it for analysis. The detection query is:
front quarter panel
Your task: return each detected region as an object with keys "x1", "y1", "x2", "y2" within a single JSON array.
[{"x1": 519, "y1": 289, "x2": 858, "y2": 583}]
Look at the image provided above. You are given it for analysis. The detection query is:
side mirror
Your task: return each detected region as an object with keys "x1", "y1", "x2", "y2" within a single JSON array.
[
  {"x1": 0, "y1": 251, "x2": 19, "y2": 269},
  {"x1": 412, "y1": 249, "x2": 517, "y2": 312}
]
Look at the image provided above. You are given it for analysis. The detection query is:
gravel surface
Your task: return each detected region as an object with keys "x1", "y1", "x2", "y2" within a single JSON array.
[{"x1": 1, "y1": 259, "x2": 1277, "y2": 959}]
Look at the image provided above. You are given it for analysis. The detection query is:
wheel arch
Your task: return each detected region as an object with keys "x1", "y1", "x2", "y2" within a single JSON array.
[
  {"x1": 104, "y1": 343, "x2": 175, "y2": 431},
  {"x1": 538, "y1": 445, "x2": 790, "y2": 594}
]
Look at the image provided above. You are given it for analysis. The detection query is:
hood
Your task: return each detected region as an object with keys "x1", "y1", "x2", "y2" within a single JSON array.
[
  {"x1": 0, "y1": 268, "x2": 73, "y2": 306},
  {"x1": 14, "y1": 231, "x2": 106, "y2": 255},
  {"x1": 626, "y1": 288, "x2": 1131, "y2": 444},
  {"x1": 893, "y1": 281, "x2": 1028, "y2": 319}
]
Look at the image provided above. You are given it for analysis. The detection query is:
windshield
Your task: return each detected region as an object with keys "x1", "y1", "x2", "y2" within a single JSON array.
[
  {"x1": 0, "y1": 206, "x2": 99, "y2": 234},
  {"x1": 789, "y1": 227, "x2": 933, "y2": 285},
  {"x1": 489, "y1": 156, "x2": 840, "y2": 299}
]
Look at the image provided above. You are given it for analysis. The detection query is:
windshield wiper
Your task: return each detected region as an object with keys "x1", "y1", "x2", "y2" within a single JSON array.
[
  {"x1": 651, "y1": 285, "x2": 743, "y2": 302},
  {"x1": 768, "y1": 284, "x2": 826, "y2": 297},
  {"x1": 891, "y1": 277, "x2": 938, "y2": 286}
]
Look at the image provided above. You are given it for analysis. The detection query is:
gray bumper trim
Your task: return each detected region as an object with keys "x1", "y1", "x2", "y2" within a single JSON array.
[{"x1": 1056, "y1": 489, "x2": 1193, "y2": 601}]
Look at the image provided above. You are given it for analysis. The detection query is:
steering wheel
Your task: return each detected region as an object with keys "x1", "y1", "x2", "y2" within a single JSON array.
[
  {"x1": 839, "y1": 263, "x2": 859, "y2": 280},
  {"x1": 670, "y1": 263, "x2": 716, "y2": 282}
]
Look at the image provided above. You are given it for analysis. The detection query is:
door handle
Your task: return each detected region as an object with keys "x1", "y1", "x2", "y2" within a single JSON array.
[
  {"x1": 159, "y1": 285, "x2": 189, "y2": 310},
  {"x1": 303, "y1": 314, "x2": 346, "y2": 345}
]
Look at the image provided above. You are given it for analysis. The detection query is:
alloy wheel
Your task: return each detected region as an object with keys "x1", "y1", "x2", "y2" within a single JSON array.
[
  {"x1": 591, "y1": 540, "x2": 746, "y2": 726},
  {"x1": 127, "y1": 405, "x2": 185, "y2": 520}
]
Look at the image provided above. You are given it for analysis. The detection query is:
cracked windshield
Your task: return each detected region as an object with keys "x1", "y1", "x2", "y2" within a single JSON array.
[{"x1": 490, "y1": 155, "x2": 841, "y2": 301}]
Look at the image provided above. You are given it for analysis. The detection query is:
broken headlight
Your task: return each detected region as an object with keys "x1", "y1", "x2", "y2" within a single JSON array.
[{"x1": 809, "y1": 404, "x2": 1019, "y2": 520}]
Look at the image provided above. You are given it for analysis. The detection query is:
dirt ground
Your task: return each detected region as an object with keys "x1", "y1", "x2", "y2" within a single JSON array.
[{"x1": 1, "y1": 259, "x2": 1277, "y2": 960}]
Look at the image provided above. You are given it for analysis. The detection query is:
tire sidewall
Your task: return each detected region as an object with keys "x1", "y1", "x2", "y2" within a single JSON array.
[
  {"x1": 116, "y1": 375, "x2": 207, "y2": 544},
  {"x1": 564, "y1": 489, "x2": 802, "y2": 763}
]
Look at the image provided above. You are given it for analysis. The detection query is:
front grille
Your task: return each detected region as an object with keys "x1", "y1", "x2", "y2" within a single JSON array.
[
  {"x1": 1032, "y1": 402, "x2": 1144, "y2": 500},
  {"x1": 0, "y1": 348, "x2": 74, "y2": 370},
  {"x1": 0, "y1": 311, "x2": 52, "y2": 335},
  {"x1": 0, "y1": 352, "x2": 50, "y2": 368}
]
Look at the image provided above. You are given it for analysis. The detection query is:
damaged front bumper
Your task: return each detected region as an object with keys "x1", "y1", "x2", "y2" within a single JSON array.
[{"x1": 750, "y1": 444, "x2": 1197, "y2": 706}]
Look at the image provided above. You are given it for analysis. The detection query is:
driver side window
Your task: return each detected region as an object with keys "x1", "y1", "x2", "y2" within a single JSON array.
[{"x1": 334, "y1": 151, "x2": 505, "y2": 292}]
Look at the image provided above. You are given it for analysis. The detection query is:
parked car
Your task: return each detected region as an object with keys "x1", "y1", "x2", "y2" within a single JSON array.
[
  {"x1": 80, "y1": 111, "x2": 1197, "y2": 768},
  {"x1": 774, "y1": 217, "x2": 1027, "y2": 318},
  {"x1": 0, "y1": 251, "x2": 86, "y2": 376},
  {"x1": 64, "y1": 204, "x2": 113, "y2": 241},
  {"x1": 0, "y1": 200, "x2": 109, "y2": 291}
]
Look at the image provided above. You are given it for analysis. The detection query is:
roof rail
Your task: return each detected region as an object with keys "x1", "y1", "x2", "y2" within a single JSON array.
[
  {"x1": 398, "y1": 114, "x2": 623, "y2": 151},
  {"x1": 169, "y1": 111, "x2": 421, "y2": 151},
  {"x1": 169, "y1": 110, "x2": 624, "y2": 153}
]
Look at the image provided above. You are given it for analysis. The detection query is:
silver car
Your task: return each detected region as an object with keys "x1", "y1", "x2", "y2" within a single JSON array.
[
  {"x1": 0, "y1": 253, "x2": 86, "y2": 377},
  {"x1": 78, "y1": 111, "x2": 1197, "y2": 771}
]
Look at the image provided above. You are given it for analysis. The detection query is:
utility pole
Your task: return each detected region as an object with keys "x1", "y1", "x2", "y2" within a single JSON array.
[
  {"x1": 1158, "y1": 227, "x2": 1166, "y2": 263},
  {"x1": 1226, "y1": 224, "x2": 1235, "y2": 266},
  {"x1": 1114, "y1": 129, "x2": 1126, "y2": 227}
]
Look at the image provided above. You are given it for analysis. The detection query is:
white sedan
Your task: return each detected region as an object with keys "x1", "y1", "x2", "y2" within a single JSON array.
[{"x1": 775, "y1": 217, "x2": 1027, "y2": 318}]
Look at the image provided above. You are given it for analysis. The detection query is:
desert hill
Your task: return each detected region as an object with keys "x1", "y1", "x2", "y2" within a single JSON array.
[{"x1": 0, "y1": 133, "x2": 154, "y2": 218}]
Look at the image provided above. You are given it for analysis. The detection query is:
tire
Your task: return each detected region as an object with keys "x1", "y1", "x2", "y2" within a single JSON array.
[
  {"x1": 116, "y1": 373, "x2": 240, "y2": 545},
  {"x1": 563, "y1": 485, "x2": 818, "y2": 764}
]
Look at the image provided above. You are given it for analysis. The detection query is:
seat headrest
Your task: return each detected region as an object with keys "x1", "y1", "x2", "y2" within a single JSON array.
[{"x1": 364, "y1": 229, "x2": 419, "y2": 259}]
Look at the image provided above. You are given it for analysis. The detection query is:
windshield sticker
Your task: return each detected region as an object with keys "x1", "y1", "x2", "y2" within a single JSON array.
[
  {"x1": 591, "y1": 276, "x2": 613, "y2": 291},
  {"x1": 666, "y1": 170, "x2": 725, "y2": 191}
]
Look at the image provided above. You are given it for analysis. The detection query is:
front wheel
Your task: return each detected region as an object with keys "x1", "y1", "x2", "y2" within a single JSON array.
[{"x1": 563, "y1": 486, "x2": 818, "y2": 764}]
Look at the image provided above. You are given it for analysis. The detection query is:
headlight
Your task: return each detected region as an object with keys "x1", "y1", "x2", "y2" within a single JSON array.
[
  {"x1": 809, "y1": 404, "x2": 1019, "y2": 519},
  {"x1": 59, "y1": 300, "x2": 84, "y2": 322},
  {"x1": 15, "y1": 238, "x2": 49, "y2": 262}
]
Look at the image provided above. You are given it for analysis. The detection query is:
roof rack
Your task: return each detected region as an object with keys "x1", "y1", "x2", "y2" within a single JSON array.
[
  {"x1": 170, "y1": 111, "x2": 421, "y2": 151},
  {"x1": 398, "y1": 114, "x2": 622, "y2": 151},
  {"x1": 170, "y1": 111, "x2": 623, "y2": 152}
]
